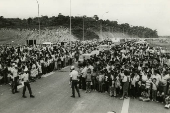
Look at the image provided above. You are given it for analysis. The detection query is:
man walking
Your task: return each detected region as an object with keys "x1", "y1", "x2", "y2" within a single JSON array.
[
  {"x1": 70, "y1": 66, "x2": 80, "y2": 98},
  {"x1": 22, "y1": 70, "x2": 35, "y2": 98}
]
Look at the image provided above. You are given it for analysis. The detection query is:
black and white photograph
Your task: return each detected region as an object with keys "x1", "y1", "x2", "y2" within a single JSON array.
[{"x1": 0, "y1": 0, "x2": 170, "y2": 113}]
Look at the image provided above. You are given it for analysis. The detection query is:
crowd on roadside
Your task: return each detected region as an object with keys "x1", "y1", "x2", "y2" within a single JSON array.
[
  {"x1": 0, "y1": 39, "x2": 170, "y2": 108},
  {"x1": 0, "y1": 43, "x2": 80, "y2": 93},
  {"x1": 76, "y1": 40, "x2": 170, "y2": 109}
]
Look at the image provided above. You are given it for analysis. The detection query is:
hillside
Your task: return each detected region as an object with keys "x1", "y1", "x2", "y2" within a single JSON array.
[
  {"x1": 0, "y1": 14, "x2": 159, "y2": 43},
  {"x1": 159, "y1": 36, "x2": 170, "y2": 38},
  {"x1": 0, "y1": 27, "x2": 76, "y2": 44},
  {"x1": 96, "y1": 32, "x2": 137, "y2": 39}
]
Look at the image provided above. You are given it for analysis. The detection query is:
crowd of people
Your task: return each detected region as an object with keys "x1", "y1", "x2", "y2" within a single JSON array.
[
  {"x1": 0, "y1": 39, "x2": 170, "y2": 108},
  {"x1": 75, "y1": 40, "x2": 170, "y2": 109},
  {"x1": 0, "y1": 43, "x2": 78, "y2": 97}
]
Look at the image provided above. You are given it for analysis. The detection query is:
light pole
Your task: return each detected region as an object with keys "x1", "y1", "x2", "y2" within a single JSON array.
[
  {"x1": 130, "y1": 25, "x2": 133, "y2": 38},
  {"x1": 78, "y1": 14, "x2": 85, "y2": 41},
  {"x1": 101, "y1": 12, "x2": 109, "y2": 39},
  {"x1": 119, "y1": 21, "x2": 124, "y2": 36},
  {"x1": 70, "y1": 0, "x2": 72, "y2": 42},
  {"x1": 35, "y1": 0, "x2": 40, "y2": 43},
  {"x1": 83, "y1": 16, "x2": 85, "y2": 41}
]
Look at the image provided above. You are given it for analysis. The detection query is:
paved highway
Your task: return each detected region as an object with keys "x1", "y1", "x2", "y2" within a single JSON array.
[{"x1": 0, "y1": 66, "x2": 169, "y2": 113}]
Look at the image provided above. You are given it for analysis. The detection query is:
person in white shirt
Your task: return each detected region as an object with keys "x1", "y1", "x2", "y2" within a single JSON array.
[
  {"x1": 120, "y1": 70, "x2": 130, "y2": 100},
  {"x1": 160, "y1": 71, "x2": 170, "y2": 94},
  {"x1": 131, "y1": 73, "x2": 138, "y2": 98},
  {"x1": 81, "y1": 65, "x2": 88, "y2": 90},
  {"x1": 11, "y1": 65, "x2": 19, "y2": 94},
  {"x1": 141, "y1": 71, "x2": 148, "y2": 82},
  {"x1": 70, "y1": 66, "x2": 80, "y2": 98},
  {"x1": 22, "y1": 71, "x2": 35, "y2": 98},
  {"x1": 154, "y1": 71, "x2": 162, "y2": 86},
  {"x1": 36, "y1": 61, "x2": 42, "y2": 79},
  {"x1": 88, "y1": 64, "x2": 94, "y2": 74}
]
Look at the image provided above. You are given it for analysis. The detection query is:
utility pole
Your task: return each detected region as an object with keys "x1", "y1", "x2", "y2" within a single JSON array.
[{"x1": 36, "y1": 0, "x2": 40, "y2": 43}]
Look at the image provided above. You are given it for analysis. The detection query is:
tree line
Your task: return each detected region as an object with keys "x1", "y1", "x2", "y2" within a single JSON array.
[{"x1": 0, "y1": 14, "x2": 158, "y2": 40}]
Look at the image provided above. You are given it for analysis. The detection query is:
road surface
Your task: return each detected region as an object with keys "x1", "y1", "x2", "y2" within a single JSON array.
[{"x1": 0, "y1": 66, "x2": 169, "y2": 113}]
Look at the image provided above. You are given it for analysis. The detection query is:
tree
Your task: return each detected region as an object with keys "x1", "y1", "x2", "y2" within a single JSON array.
[
  {"x1": 93, "y1": 15, "x2": 99, "y2": 20},
  {"x1": 0, "y1": 14, "x2": 159, "y2": 40},
  {"x1": 27, "y1": 18, "x2": 32, "y2": 25},
  {"x1": 41, "y1": 16, "x2": 49, "y2": 26}
]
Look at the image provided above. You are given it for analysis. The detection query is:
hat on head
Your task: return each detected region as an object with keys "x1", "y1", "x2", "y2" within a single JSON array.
[
  {"x1": 70, "y1": 66, "x2": 75, "y2": 70},
  {"x1": 12, "y1": 63, "x2": 15, "y2": 66}
]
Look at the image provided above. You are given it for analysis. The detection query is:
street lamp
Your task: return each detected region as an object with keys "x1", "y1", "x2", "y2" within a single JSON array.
[
  {"x1": 122, "y1": 26, "x2": 124, "y2": 36},
  {"x1": 78, "y1": 14, "x2": 86, "y2": 41},
  {"x1": 35, "y1": 0, "x2": 40, "y2": 43},
  {"x1": 101, "y1": 12, "x2": 109, "y2": 39},
  {"x1": 70, "y1": 0, "x2": 72, "y2": 39},
  {"x1": 83, "y1": 16, "x2": 85, "y2": 41},
  {"x1": 118, "y1": 21, "x2": 124, "y2": 36}
]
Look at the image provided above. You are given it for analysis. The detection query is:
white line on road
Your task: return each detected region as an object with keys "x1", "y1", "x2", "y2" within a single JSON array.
[
  {"x1": 121, "y1": 98, "x2": 130, "y2": 113},
  {"x1": 62, "y1": 66, "x2": 70, "y2": 70},
  {"x1": 42, "y1": 72, "x2": 55, "y2": 78},
  {"x1": 17, "y1": 72, "x2": 55, "y2": 89},
  {"x1": 9, "y1": 65, "x2": 73, "y2": 92},
  {"x1": 17, "y1": 66, "x2": 71, "y2": 89}
]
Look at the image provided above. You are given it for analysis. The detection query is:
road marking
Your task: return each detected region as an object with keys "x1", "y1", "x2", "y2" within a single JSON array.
[
  {"x1": 121, "y1": 98, "x2": 130, "y2": 113},
  {"x1": 42, "y1": 72, "x2": 55, "y2": 77},
  {"x1": 107, "y1": 111, "x2": 116, "y2": 113},
  {"x1": 62, "y1": 66, "x2": 70, "y2": 70},
  {"x1": 17, "y1": 66, "x2": 71, "y2": 89},
  {"x1": 17, "y1": 72, "x2": 54, "y2": 89}
]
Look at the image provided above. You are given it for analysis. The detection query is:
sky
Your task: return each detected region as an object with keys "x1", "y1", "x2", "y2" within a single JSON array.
[{"x1": 0, "y1": 0, "x2": 170, "y2": 36}]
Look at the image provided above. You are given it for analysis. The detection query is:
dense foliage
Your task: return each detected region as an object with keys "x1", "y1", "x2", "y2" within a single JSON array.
[{"x1": 0, "y1": 14, "x2": 159, "y2": 40}]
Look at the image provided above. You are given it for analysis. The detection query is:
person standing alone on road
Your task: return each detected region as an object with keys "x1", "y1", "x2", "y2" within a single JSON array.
[
  {"x1": 70, "y1": 66, "x2": 80, "y2": 98},
  {"x1": 22, "y1": 70, "x2": 35, "y2": 98}
]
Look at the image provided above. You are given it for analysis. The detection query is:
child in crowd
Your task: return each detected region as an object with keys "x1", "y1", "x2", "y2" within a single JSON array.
[
  {"x1": 104, "y1": 71, "x2": 109, "y2": 93},
  {"x1": 115, "y1": 74, "x2": 121, "y2": 96},
  {"x1": 145, "y1": 75, "x2": 152, "y2": 99},
  {"x1": 86, "y1": 68, "x2": 92, "y2": 93},
  {"x1": 78, "y1": 64, "x2": 83, "y2": 89},
  {"x1": 96, "y1": 73, "x2": 99, "y2": 91},
  {"x1": 137, "y1": 78, "x2": 142, "y2": 97},
  {"x1": 109, "y1": 73, "x2": 116, "y2": 97},
  {"x1": 139, "y1": 90, "x2": 150, "y2": 102},
  {"x1": 157, "y1": 91, "x2": 164, "y2": 103},
  {"x1": 92, "y1": 69, "x2": 97, "y2": 91},
  {"x1": 98, "y1": 71, "x2": 104, "y2": 93},
  {"x1": 120, "y1": 70, "x2": 129, "y2": 100},
  {"x1": 164, "y1": 94, "x2": 170, "y2": 109},
  {"x1": 151, "y1": 78, "x2": 157, "y2": 101}
]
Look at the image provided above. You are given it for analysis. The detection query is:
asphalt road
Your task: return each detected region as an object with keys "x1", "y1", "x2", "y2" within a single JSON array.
[{"x1": 0, "y1": 66, "x2": 169, "y2": 113}]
